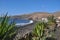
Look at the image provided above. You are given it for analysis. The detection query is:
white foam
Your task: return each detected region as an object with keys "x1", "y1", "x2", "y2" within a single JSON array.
[{"x1": 15, "y1": 20, "x2": 33, "y2": 27}]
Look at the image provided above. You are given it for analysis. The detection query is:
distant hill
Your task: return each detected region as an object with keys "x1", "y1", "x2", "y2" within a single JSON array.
[
  {"x1": 11, "y1": 11, "x2": 60, "y2": 20},
  {"x1": 53, "y1": 11, "x2": 60, "y2": 17}
]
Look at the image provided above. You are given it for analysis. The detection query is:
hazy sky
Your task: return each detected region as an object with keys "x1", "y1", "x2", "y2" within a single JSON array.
[{"x1": 0, "y1": 0, "x2": 60, "y2": 16}]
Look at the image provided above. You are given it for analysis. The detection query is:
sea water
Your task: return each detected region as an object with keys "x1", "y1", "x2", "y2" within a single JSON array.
[{"x1": 9, "y1": 18, "x2": 33, "y2": 26}]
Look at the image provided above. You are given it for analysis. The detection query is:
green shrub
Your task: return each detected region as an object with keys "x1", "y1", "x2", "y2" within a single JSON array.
[
  {"x1": 47, "y1": 15, "x2": 57, "y2": 31},
  {"x1": 0, "y1": 14, "x2": 16, "y2": 40},
  {"x1": 47, "y1": 15, "x2": 56, "y2": 23},
  {"x1": 32, "y1": 22, "x2": 47, "y2": 40}
]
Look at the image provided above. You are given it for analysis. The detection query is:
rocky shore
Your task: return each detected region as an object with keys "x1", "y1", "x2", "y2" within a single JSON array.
[
  {"x1": 13, "y1": 21, "x2": 36, "y2": 40},
  {"x1": 13, "y1": 21, "x2": 60, "y2": 40}
]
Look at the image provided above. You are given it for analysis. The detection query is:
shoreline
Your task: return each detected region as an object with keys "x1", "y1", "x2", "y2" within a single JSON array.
[
  {"x1": 13, "y1": 21, "x2": 37, "y2": 40},
  {"x1": 15, "y1": 20, "x2": 33, "y2": 27}
]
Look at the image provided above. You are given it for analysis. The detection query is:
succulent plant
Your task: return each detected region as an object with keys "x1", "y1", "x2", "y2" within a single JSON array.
[
  {"x1": 32, "y1": 22, "x2": 47, "y2": 40},
  {"x1": 0, "y1": 14, "x2": 16, "y2": 40}
]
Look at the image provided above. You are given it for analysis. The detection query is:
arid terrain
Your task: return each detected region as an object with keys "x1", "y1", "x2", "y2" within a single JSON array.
[{"x1": 11, "y1": 12, "x2": 60, "y2": 20}]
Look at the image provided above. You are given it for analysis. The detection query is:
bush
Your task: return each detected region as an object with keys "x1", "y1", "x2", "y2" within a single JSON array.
[
  {"x1": 0, "y1": 14, "x2": 16, "y2": 40},
  {"x1": 32, "y1": 22, "x2": 47, "y2": 40},
  {"x1": 47, "y1": 15, "x2": 57, "y2": 31}
]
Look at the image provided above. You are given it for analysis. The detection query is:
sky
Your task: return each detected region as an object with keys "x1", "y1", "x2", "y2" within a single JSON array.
[{"x1": 0, "y1": 0, "x2": 60, "y2": 16}]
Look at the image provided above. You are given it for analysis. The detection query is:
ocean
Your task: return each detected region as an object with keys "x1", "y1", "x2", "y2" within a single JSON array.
[{"x1": 9, "y1": 18, "x2": 33, "y2": 26}]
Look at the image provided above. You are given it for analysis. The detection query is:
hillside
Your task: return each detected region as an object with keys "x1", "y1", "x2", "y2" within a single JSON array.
[
  {"x1": 11, "y1": 12, "x2": 60, "y2": 20},
  {"x1": 53, "y1": 12, "x2": 60, "y2": 17}
]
